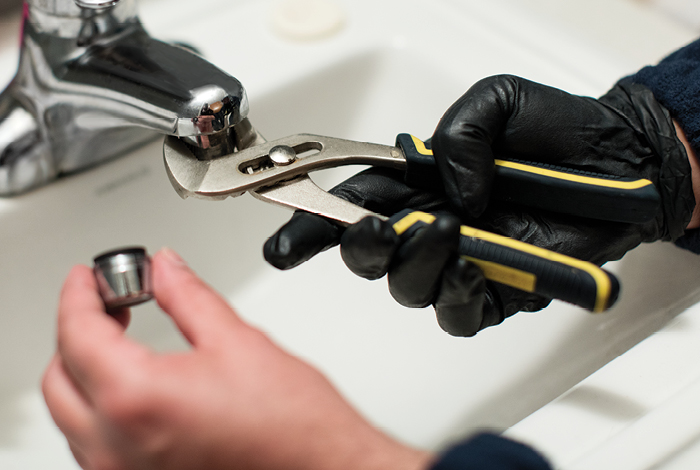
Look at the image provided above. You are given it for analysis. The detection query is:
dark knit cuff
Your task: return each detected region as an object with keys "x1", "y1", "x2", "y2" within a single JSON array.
[
  {"x1": 430, "y1": 433, "x2": 551, "y2": 470},
  {"x1": 627, "y1": 38, "x2": 700, "y2": 158}
]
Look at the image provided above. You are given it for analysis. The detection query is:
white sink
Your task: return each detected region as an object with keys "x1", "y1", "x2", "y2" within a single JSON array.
[{"x1": 1, "y1": 0, "x2": 699, "y2": 468}]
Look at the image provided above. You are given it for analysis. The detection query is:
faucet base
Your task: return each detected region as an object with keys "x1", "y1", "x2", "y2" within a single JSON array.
[{"x1": 0, "y1": 0, "x2": 249, "y2": 196}]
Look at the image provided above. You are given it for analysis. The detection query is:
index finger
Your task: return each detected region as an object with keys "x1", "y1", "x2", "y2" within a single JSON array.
[{"x1": 56, "y1": 265, "x2": 149, "y2": 397}]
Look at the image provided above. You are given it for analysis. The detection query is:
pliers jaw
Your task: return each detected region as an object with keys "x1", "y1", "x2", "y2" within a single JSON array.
[
  {"x1": 163, "y1": 131, "x2": 404, "y2": 202},
  {"x1": 162, "y1": 130, "x2": 396, "y2": 224}
]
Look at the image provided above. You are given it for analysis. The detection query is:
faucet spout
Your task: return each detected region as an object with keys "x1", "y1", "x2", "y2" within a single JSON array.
[{"x1": 0, "y1": 0, "x2": 249, "y2": 195}]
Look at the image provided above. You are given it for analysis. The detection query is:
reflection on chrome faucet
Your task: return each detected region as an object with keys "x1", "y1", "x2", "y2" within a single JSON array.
[{"x1": 0, "y1": 0, "x2": 250, "y2": 196}]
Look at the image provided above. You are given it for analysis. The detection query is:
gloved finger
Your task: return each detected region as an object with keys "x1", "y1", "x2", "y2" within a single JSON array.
[
  {"x1": 388, "y1": 214, "x2": 461, "y2": 308},
  {"x1": 264, "y1": 167, "x2": 447, "y2": 271},
  {"x1": 264, "y1": 211, "x2": 342, "y2": 270},
  {"x1": 340, "y1": 216, "x2": 401, "y2": 280},
  {"x1": 431, "y1": 76, "x2": 510, "y2": 218},
  {"x1": 433, "y1": 257, "x2": 486, "y2": 337},
  {"x1": 435, "y1": 277, "x2": 541, "y2": 338},
  {"x1": 330, "y1": 167, "x2": 447, "y2": 216},
  {"x1": 468, "y1": 281, "x2": 553, "y2": 337}
]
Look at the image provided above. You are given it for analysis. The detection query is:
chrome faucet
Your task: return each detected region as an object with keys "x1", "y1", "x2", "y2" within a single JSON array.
[{"x1": 0, "y1": 0, "x2": 252, "y2": 196}]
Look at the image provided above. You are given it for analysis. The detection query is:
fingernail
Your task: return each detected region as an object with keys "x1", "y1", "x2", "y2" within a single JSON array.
[{"x1": 160, "y1": 247, "x2": 188, "y2": 267}]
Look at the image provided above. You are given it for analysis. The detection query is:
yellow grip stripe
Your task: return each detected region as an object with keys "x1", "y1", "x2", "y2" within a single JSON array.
[
  {"x1": 393, "y1": 211, "x2": 611, "y2": 313},
  {"x1": 493, "y1": 159, "x2": 653, "y2": 190},
  {"x1": 410, "y1": 135, "x2": 433, "y2": 156},
  {"x1": 407, "y1": 134, "x2": 652, "y2": 191},
  {"x1": 393, "y1": 210, "x2": 434, "y2": 235},
  {"x1": 464, "y1": 257, "x2": 537, "y2": 293}
]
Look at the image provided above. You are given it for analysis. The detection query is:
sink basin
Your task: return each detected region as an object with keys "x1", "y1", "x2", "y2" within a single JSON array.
[{"x1": 1, "y1": 0, "x2": 699, "y2": 468}]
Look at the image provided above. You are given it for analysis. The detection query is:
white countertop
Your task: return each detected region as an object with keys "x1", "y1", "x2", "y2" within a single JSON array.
[{"x1": 507, "y1": 298, "x2": 700, "y2": 469}]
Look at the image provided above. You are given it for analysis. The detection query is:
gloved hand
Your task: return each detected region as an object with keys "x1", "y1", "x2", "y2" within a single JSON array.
[{"x1": 264, "y1": 75, "x2": 695, "y2": 337}]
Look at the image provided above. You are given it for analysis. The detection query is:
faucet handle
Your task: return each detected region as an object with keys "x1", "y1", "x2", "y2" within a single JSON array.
[{"x1": 74, "y1": 0, "x2": 121, "y2": 9}]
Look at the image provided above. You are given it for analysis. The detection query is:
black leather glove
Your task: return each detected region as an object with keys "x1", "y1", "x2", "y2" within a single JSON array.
[{"x1": 264, "y1": 75, "x2": 695, "y2": 336}]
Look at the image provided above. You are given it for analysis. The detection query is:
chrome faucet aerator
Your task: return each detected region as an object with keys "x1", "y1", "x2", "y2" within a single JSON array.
[
  {"x1": 93, "y1": 246, "x2": 153, "y2": 309},
  {"x1": 0, "y1": 0, "x2": 254, "y2": 196}
]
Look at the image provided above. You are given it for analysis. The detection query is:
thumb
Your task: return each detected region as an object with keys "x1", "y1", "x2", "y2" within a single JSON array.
[
  {"x1": 432, "y1": 75, "x2": 519, "y2": 218},
  {"x1": 152, "y1": 248, "x2": 245, "y2": 348}
]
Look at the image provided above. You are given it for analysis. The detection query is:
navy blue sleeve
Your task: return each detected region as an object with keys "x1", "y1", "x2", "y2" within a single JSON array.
[
  {"x1": 627, "y1": 38, "x2": 700, "y2": 252},
  {"x1": 430, "y1": 433, "x2": 551, "y2": 470},
  {"x1": 629, "y1": 38, "x2": 700, "y2": 156}
]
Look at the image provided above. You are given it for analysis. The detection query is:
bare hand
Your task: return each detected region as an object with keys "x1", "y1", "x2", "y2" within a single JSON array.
[{"x1": 42, "y1": 249, "x2": 432, "y2": 470}]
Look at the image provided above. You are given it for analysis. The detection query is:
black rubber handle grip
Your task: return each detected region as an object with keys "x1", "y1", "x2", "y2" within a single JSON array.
[
  {"x1": 396, "y1": 133, "x2": 660, "y2": 224},
  {"x1": 389, "y1": 209, "x2": 620, "y2": 312}
]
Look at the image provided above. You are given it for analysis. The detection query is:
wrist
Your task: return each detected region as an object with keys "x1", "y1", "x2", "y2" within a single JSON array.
[
  {"x1": 310, "y1": 425, "x2": 435, "y2": 470},
  {"x1": 675, "y1": 120, "x2": 700, "y2": 229},
  {"x1": 351, "y1": 438, "x2": 434, "y2": 470}
]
